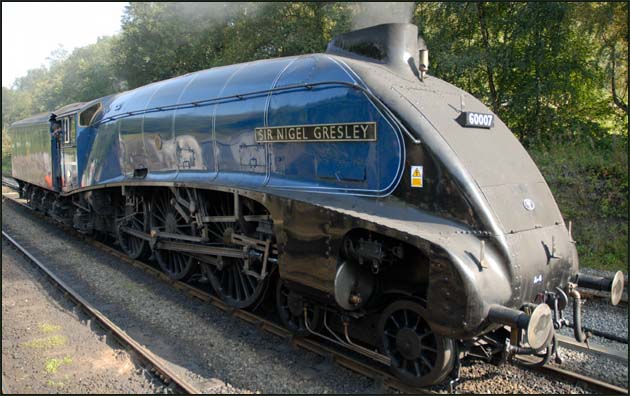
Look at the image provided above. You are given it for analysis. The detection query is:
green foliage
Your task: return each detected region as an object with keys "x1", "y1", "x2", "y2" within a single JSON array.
[
  {"x1": 113, "y1": 2, "x2": 353, "y2": 88},
  {"x1": 3, "y1": 86, "x2": 35, "y2": 130},
  {"x1": 56, "y1": 37, "x2": 123, "y2": 103},
  {"x1": 415, "y1": 2, "x2": 627, "y2": 146},
  {"x1": 2, "y1": 125, "x2": 12, "y2": 175},
  {"x1": 44, "y1": 356, "x2": 72, "y2": 374},
  {"x1": 1, "y1": 157, "x2": 10, "y2": 174},
  {"x1": 39, "y1": 323, "x2": 62, "y2": 333},
  {"x1": 530, "y1": 136, "x2": 628, "y2": 272},
  {"x1": 3, "y1": 36, "x2": 119, "y2": 126},
  {"x1": 22, "y1": 335, "x2": 67, "y2": 349}
]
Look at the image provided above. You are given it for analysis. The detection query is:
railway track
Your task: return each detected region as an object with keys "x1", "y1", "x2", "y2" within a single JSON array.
[
  {"x1": 578, "y1": 288, "x2": 628, "y2": 305},
  {"x1": 1, "y1": 230, "x2": 202, "y2": 394},
  {"x1": 2, "y1": 180, "x2": 627, "y2": 394},
  {"x1": 515, "y1": 355, "x2": 628, "y2": 395}
]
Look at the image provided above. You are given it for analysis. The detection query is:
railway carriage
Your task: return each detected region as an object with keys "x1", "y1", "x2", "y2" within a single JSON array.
[{"x1": 8, "y1": 23, "x2": 624, "y2": 387}]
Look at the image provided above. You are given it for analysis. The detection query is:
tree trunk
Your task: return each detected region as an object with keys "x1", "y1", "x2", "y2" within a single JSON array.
[
  {"x1": 477, "y1": 2, "x2": 500, "y2": 115},
  {"x1": 611, "y1": 45, "x2": 629, "y2": 115}
]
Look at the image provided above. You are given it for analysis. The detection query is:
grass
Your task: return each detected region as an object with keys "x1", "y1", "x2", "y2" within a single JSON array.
[
  {"x1": 39, "y1": 323, "x2": 62, "y2": 333},
  {"x1": 47, "y1": 380, "x2": 65, "y2": 388},
  {"x1": 22, "y1": 335, "x2": 67, "y2": 349},
  {"x1": 528, "y1": 135, "x2": 628, "y2": 272},
  {"x1": 44, "y1": 356, "x2": 72, "y2": 374},
  {"x1": 2, "y1": 127, "x2": 11, "y2": 175},
  {"x1": 1, "y1": 153, "x2": 10, "y2": 175}
]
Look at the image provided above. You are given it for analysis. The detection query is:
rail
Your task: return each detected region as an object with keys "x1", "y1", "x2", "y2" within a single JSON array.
[
  {"x1": 1, "y1": 229, "x2": 202, "y2": 395},
  {"x1": 556, "y1": 334, "x2": 627, "y2": 363},
  {"x1": 516, "y1": 355, "x2": 628, "y2": 394}
]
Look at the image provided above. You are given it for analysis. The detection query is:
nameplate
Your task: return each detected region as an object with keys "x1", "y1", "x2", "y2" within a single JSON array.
[{"x1": 255, "y1": 122, "x2": 377, "y2": 143}]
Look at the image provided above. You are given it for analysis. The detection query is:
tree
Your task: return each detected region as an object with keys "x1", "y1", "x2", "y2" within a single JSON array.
[
  {"x1": 571, "y1": 2, "x2": 628, "y2": 116},
  {"x1": 113, "y1": 2, "x2": 353, "y2": 88},
  {"x1": 57, "y1": 36, "x2": 121, "y2": 103},
  {"x1": 414, "y1": 2, "x2": 620, "y2": 145}
]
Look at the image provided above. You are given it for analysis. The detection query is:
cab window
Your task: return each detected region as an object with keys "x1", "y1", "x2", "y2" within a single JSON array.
[
  {"x1": 63, "y1": 118, "x2": 71, "y2": 144},
  {"x1": 61, "y1": 116, "x2": 75, "y2": 145},
  {"x1": 79, "y1": 103, "x2": 102, "y2": 127}
]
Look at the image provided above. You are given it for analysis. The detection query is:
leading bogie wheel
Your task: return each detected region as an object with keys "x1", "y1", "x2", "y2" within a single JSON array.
[
  {"x1": 276, "y1": 279, "x2": 323, "y2": 336},
  {"x1": 377, "y1": 300, "x2": 456, "y2": 387}
]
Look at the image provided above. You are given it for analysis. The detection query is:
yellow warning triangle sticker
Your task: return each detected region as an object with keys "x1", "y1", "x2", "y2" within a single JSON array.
[{"x1": 413, "y1": 168, "x2": 421, "y2": 177}]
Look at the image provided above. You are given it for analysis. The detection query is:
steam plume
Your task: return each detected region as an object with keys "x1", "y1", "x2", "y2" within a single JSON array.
[
  {"x1": 351, "y1": 2, "x2": 415, "y2": 30},
  {"x1": 170, "y1": 2, "x2": 265, "y2": 26}
]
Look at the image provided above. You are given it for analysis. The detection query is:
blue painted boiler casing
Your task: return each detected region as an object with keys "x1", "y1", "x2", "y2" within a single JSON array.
[{"x1": 82, "y1": 55, "x2": 405, "y2": 197}]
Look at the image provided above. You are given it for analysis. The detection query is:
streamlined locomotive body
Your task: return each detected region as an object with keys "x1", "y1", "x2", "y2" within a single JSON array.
[{"x1": 8, "y1": 23, "x2": 624, "y2": 387}]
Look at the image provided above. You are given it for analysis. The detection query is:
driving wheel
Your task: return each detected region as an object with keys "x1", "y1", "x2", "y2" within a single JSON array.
[
  {"x1": 150, "y1": 192, "x2": 197, "y2": 280},
  {"x1": 117, "y1": 198, "x2": 151, "y2": 260}
]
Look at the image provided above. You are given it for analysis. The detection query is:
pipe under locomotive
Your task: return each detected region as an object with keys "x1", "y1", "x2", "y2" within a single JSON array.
[{"x1": 7, "y1": 23, "x2": 624, "y2": 387}]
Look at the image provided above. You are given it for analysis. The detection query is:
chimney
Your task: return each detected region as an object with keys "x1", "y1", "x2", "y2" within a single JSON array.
[{"x1": 326, "y1": 23, "x2": 425, "y2": 78}]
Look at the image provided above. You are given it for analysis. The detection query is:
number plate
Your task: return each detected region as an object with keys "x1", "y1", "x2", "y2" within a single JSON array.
[{"x1": 456, "y1": 112, "x2": 494, "y2": 129}]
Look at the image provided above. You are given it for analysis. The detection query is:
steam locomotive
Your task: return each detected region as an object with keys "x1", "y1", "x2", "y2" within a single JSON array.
[{"x1": 8, "y1": 23, "x2": 624, "y2": 387}]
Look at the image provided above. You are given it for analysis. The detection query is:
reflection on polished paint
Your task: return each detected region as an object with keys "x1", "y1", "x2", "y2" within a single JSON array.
[{"x1": 77, "y1": 54, "x2": 404, "y2": 196}]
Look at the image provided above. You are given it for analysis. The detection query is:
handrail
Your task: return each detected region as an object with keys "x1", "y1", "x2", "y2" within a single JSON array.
[
  {"x1": 94, "y1": 79, "x2": 419, "y2": 144},
  {"x1": 95, "y1": 81, "x2": 365, "y2": 125}
]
